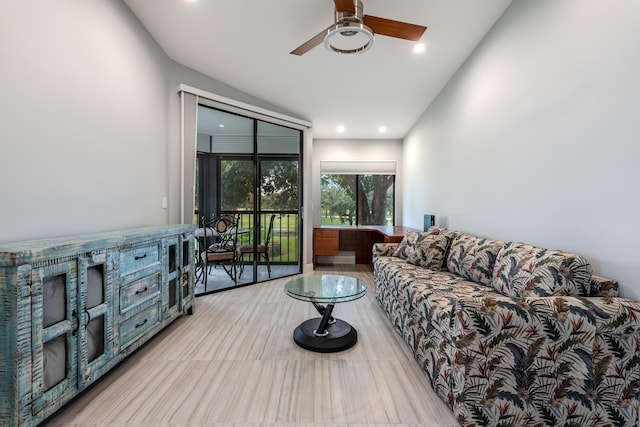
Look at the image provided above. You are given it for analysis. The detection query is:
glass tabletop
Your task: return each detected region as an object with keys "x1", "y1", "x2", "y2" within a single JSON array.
[{"x1": 284, "y1": 274, "x2": 367, "y2": 303}]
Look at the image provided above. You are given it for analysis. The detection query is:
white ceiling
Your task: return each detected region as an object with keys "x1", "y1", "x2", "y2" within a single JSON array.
[{"x1": 123, "y1": 0, "x2": 512, "y2": 139}]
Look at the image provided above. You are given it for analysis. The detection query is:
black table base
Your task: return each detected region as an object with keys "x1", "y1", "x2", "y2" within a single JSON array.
[
  {"x1": 292, "y1": 301, "x2": 358, "y2": 353},
  {"x1": 293, "y1": 317, "x2": 358, "y2": 353}
]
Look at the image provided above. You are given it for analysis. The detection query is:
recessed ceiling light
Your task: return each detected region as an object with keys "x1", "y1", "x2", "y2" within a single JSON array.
[
  {"x1": 379, "y1": 126, "x2": 387, "y2": 133},
  {"x1": 336, "y1": 125, "x2": 345, "y2": 133},
  {"x1": 218, "y1": 124, "x2": 225, "y2": 128},
  {"x1": 413, "y1": 43, "x2": 425, "y2": 54}
]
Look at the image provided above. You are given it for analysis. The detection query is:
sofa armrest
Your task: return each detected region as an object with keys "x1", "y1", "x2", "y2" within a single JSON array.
[
  {"x1": 372, "y1": 242, "x2": 397, "y2": 261},
  {"x1": 590, "y1": 274, "x2": 619, "y2": 297}
]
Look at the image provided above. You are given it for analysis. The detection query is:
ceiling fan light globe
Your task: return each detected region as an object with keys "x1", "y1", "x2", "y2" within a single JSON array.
[{"x1": 324, "y1": 23, "x2": 374, "y2": 55}]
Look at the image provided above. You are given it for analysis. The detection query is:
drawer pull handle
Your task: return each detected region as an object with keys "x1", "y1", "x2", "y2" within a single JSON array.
[
  {"x1": 135, "y1": 287, "x2": 148, "y2": 295},
  {"x1": 134, "y1": 254, "x2": 148, "y2": 260},
  {"x1": 135, "y1": 319, "x2": 148, "y2": 329}
]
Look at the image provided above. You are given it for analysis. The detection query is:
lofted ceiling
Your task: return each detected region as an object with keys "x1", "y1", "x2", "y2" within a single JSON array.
[{"x1": 123, "y1": 0, "x2": 512, "y2": 139}]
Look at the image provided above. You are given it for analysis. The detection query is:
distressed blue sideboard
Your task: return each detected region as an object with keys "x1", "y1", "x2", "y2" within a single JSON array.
[{"x1": 0, "y1": 225, "x2": 196, "y2": 426}]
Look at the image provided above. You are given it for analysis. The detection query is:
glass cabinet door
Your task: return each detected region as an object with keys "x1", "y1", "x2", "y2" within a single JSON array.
[
  {"x1": 165, "y1": 239, "x2": 180, "y2": 319},
  {"x1": 77, "y1": 251, "x2": 115, "y2": 387},
  {"x1": 31, "y1": 259, "x2": 79, "y2": 416},
  {"x1": 165, "y1": 236, "x2": 195, "y2": 319},
  {"x1": 181, "y1": 236, "x2": 194, "y2": 313}
]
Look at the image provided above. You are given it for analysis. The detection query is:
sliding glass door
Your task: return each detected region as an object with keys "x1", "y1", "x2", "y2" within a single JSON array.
[
  {"x1": 195, "y1": 106, "x2": 302, "y2": 294},
  {"x1": 256, "y1": 158, "x2": 300, "y2": 280}
]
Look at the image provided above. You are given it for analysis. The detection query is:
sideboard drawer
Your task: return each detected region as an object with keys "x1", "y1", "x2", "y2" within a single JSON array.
[
  {"x1": 119, "y1": 243, "x2": 160, "y2": 277},
  {"x1": 120, "y1": 273, "x2": 160, "y2": 314},
  {"x1": 119, "y1": 303, "x2": 160, "y2": 350}
]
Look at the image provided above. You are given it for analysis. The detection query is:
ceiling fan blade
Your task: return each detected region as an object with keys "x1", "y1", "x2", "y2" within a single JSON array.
[
  {"x1": 334, "y1": 0, "x2": 355, "y2": 13},
  {"x1": 290, "y1": 25, "x2": 332, "y2": 56},
  {"x1": 363, "y1": 15, "x2": 427, "y2": 41}
]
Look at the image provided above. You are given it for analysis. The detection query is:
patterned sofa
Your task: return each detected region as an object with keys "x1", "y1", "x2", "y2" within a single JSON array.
[{"x1": 373, "y1": 226, "x2": 640, "y2": 426}]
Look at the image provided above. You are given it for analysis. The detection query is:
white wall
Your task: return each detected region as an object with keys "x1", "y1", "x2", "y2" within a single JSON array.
[
  {"x1": 0, "y1": 0, "x2": 300, "y2": 244},
  {"x1": 403, "y1": 0, "x2": 640, "y2": 298},
  {"x1": 0, "y1": 1, "x2": 170, "y2": 242}
]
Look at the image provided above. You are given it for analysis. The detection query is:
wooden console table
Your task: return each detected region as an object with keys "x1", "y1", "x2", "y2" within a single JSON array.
[{"x1": 313, "y1": 225, "x2": 417, "y2": 268}]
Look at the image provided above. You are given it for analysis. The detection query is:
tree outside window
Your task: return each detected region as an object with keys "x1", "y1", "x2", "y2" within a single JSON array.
[{"x1": 321, "y1": 174, "x2": 394, "y2": 226}]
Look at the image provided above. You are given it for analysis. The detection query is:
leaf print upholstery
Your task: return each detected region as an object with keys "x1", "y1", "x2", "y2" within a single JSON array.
[
  {"x1": 491, "y1": 242, "x2": 593, "y2": 297},
  {"x1": 446, "y1": 233, "x2": 504, "y2": 286},
  {"x1": 590, "y1": 274, "x2": 619, "y2": 297},
  {"x1": 373, "y1": 242, "x2": 397, "y2": 260},
  {"x1": 406, "y1": 232, "x2": 450, "y2": 270},
  {"x1": 392, "y1": 226, "x2": 456, "y2": 260},
  {"x1": 373, "y1": 235, "x2": 640, "y2": 427},
  {"x1": 392, "y1": 230, "x2": 422, "y2": 259}
]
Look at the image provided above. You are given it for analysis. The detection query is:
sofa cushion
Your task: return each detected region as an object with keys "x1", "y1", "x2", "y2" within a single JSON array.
[
  {"x1": 446, "y1": 233, "x2": 504, "y2": 286},
  {"x1": 431, "y1": 227, "x2": 457, "y2": 260},
  {"x1": 406, "y1": 233, "x2": 450, "y2": 270},
  {"x1": 491, "y1": 242, "x2": 593, "y2": 297},
  {"x1": 393, "y1": 226, "x2": 449, "y2": 259},
  {"x1": 426, "y1": 226, "x2": 458, "y2": 242},
  {"x1": 392, "y1": 230, "x2": 422, "y2": 259}
]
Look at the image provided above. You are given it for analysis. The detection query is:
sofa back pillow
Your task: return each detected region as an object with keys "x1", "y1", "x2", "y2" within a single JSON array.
[
  {"x1": 392, "y1": 230, "x2": 421, "y2": 259},
  {"x1": 406, "y1": 233, "x2": 451, "y2": 270},
  {"x1": 491, "y1": 242, "x2": 593, "y2": 297},
  {"x1": 446, "y1": 233, "x2": 504, "y2": 286},
  {"x1": 393, "y1": 226, "x2": 453, "y2": 260}
]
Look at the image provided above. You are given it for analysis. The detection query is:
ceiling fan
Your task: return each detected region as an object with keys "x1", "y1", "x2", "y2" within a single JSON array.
[{"x1": 290, "y1": 0, "x2": 427, "y2": 56}]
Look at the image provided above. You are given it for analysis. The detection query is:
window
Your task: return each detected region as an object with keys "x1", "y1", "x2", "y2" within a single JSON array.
[{"x1": 321, "y1": 174, "x2": 395, "y2": 226}]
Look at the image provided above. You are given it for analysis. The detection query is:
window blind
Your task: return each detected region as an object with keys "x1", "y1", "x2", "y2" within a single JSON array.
[{"x1": 320, "y1": 160, "x2": 396, "y2": 175}]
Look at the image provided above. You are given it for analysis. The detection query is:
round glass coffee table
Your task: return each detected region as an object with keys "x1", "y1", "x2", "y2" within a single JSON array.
[{"x1": 284, "y1": 274, "x2": 367, "y2": 353}]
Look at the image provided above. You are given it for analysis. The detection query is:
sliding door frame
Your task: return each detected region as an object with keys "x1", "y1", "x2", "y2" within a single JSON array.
[
  {"x1": 179, "y1": 85, "x2": 312, "y2": 285},
  {"x1": 178, "y1": 85, "x2": 313, "y2": 271}
]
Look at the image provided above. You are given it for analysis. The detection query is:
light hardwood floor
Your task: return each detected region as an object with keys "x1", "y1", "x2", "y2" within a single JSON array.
[{"x1": 45, "y1": 265, "x2": 459, "y2": 427}]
